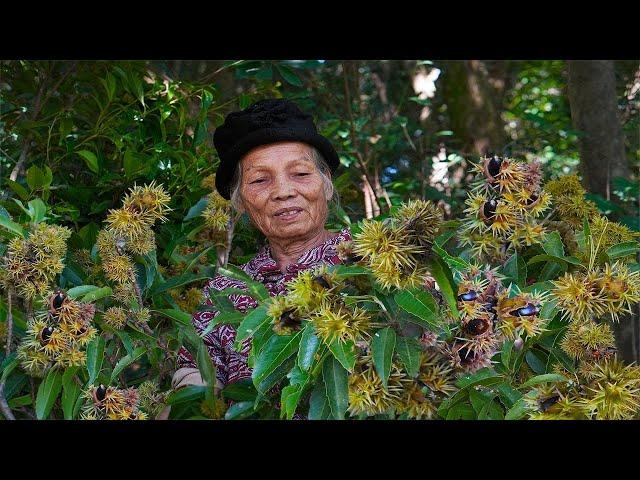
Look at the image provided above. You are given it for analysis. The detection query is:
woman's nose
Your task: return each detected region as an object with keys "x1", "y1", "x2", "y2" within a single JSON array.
[{"x1": 272, "y1": 174, "x2": 296, "y2": 200}]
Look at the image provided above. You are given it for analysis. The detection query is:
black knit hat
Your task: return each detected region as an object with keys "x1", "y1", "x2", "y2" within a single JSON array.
[{"x1": 213, "y1": 98, "x2": 340, "y2": 199}]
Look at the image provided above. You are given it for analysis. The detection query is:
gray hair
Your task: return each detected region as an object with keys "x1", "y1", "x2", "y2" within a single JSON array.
[{"x1": 229, "y1": 145, "x2": 339, "y2": 213}]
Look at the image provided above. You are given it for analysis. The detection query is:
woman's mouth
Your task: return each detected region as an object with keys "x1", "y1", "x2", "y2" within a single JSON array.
[{"x1": 274, "y1": 207, "x2": 303, "y2": 220}]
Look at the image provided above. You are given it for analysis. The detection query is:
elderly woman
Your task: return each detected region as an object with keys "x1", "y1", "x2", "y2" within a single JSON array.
[{"x1": 172, "y1": 98, "x2": 351, "y2": 395}]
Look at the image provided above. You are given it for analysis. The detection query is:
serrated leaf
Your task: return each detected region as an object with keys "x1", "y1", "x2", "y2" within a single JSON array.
[
  {"x1": 395, "y1": 337, "x2": 422, "y2": 378},
  {"x1": 427, "y1": 256, "x2": 459, "y2": 320},
  {"x1": 154, "y1": 308, "x2": 192, "y2": 326},
  {"x1": 67, "y1": 285, "x2": 100, "y2": 299},
  {"x1": 505, "y1": 397, "x2": 530, "y2": 420},
  {"x1": 606, "y1": 241, "x2": 640, "y2": 260},
  {"x1": 166, "y1": 385, "x2": 207, "y2": 405},
  {"x1": 298, "y1": 325, "x2": 320, "y2": 371},
  {"x1": 35, "y1": 369, "x2": 63, "y2": 419},
  {"x1": 224, "y1": 401, "x2": 255, "y2": 420},
  {"x1": 322, "y1": 356, "x2": 349, "y2": 420},
  {"x1": 371, "y1": 327, "x2": 396, "y2": 388},
  {"x1": 281, "y1": 384, "x2": 303, "y2": 419},
  {"x1": 110, "y1": 346, "x2": 146, "y2": 382},
  {"x1": 394, "y1": 289, "x2": 440, "y2": 329},
  {"x1": 328, "y1": 338, "x2": 356, "y2": 372},
  {"x1": 80, "y1": 286, "x2": 112, "y2": 303},
  {"x1": 62, "y1": 367, "x2": 81, "y2": 420},
  {"x1": 308, "y1": 378, "x2": 332, "y2": 420},
  {"x1": 252, "y1": 332, "x2": 301, "y2": 392},
  {"x1": 235, "y1": 304, "x2": 269, "y2": 345},
  {"x1": 86, "y1": 336, "x2": 105, "y2": 384},
  {"x1": 542, "y1": 231, "x2": 565, "y2": 258}
]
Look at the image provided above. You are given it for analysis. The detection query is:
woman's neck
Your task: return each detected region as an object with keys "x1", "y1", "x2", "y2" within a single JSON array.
[{"x1": 269, "y1": 229, "x2": 333, "y2": 272}]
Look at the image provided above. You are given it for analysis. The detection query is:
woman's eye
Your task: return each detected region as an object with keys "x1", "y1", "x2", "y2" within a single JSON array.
[
  {"x1": 249, "y1": 179, "x2": 265, "y2": 184},
  {"x1": 296, "y1": 173, "x2": 310, "y2": 177}
]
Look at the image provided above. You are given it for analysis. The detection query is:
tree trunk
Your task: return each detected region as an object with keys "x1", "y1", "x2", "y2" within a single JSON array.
[
  {"x1": 439, "y1": 60, "x2": 510, "y2": 156},
  {"x1": 567, "y1": 60, "x2": 629, "y2": 200},
  {"x1": 568, "y1": 60, "x2": 638, "y2": 363}
]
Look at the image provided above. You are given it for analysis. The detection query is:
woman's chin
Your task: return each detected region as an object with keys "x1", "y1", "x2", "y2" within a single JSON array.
[{"x1": 269, "y1": 220, "x2": 313, "y2": 238}]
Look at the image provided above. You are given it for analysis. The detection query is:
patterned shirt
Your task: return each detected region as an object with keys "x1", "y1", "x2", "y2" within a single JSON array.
[{"x1": 177, "y1": 228, "x2": 352, "y2": 387}]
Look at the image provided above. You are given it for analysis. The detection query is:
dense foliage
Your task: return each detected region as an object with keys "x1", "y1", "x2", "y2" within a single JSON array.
[{"x1": 0, "y1": 60, "x2": 638, "y2": 420}]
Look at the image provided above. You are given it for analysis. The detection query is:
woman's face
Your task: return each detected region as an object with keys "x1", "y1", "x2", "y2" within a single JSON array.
[{"x1": 238, "y1": 142, "x2": 330, "y2": 243}]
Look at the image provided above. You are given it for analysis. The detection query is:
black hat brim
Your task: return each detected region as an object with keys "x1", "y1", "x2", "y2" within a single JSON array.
[{"x1": 215, "y1": 128, "x2": 340, "y2": 200}]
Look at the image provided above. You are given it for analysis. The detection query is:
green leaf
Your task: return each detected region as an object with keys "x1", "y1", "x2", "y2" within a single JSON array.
[
  {"x1": 67, "y1": 285, "x2": 100, "y2": 299},
  {"x1": 8, "y1": 395, "x2": 32, "y2": 408},
  {"x1": 166, "y1": 385, "x2": 207, "y2": 405},
  {"x1": 221, "y1": 379, "x2": 257, "y2": 402},
  {"x1": 446, "y1": 402, "x2": 476, "y2": 420},
  {"x1": 540, "y1": 261, "x2": 567, "y2": 281},
  {"x1": 26, "y1": 165, "x2": 46, "y2": 191},
  {"x1": 201, "y1": 89, "x2": 215, "y2": 112},
  {"x1": 5, "y1": 179, "x2": 30, "y2": 202},
  {"x1": 255, "y1": 355, "x2": 296, "y2": 394},
  {"x1": 27, "y1": 198, "x2": 47, "y2": 223},
  {"x1": 77, "y1": 150, "x2": 99, "y2": 173},
  {"x1": 298, "y1": 324, "x2": 320, "y2": 371},
  {"x1": 542, "y1": 231, "x2": 565, "y2": 258},
  {"x1": 308, "y1": 378, "x2": 332, "y2": 420},
  {"x1": 456, "y1": 368, "x2": 502, "y2": 389},
  {"x1": 478, "y1": 398, "x2": 504, "y2": 420},
  {"x1": 525, "y1": 350, "x2": 547, "y2": 374},
  {"x1": 328, "y1": 338, "x2": 356, "y2": 372},
  {"x1": 527, "y1": 254, "x2": 582, "y2": 266},
  {"x1": 154, "y1": 308, "x2": 192, "y2": 327},
  {"x1": 251, "y1": 332, "x2": 302, "y2": 393},
  {"x1": 0, "y1": 214, "x2": 26, "y2": 238},
  {"x1": 496, "y1": 382, "x2": 521, "y2": 408},
  {"x1": 149, "y1": 270, "x2": 214, "y2": 295},
  {"x1": 35, "y1": 369, "x2": 63, "y2": 419},
  {"x1": 115, "y1": 330, "x2": 134, "y2": 356},
  {"x1": 110, "y1": 346, "x2": 146, "y2": 382},
  {"x1": 1, "y1": 356, "x2": 19, "y2": 383},
  {"x1": 322, "y1": 356, "x2": 349, "y2": 420},
  {"x1": 606, "y1": 241, "x2": 640, "y2": 261},
  {"x1": 394, "y1": 289, "x2": 440, "y2": 329},
  {"x1": 276, "y1": 64, "x2": 303, "y2": 87},
  {"x1": 371, "y1": 327, "x2": 396, "y2": 388},
  {"x1": 395, "y1": 337, "x2": 422, "y2": 377},
  {"x1": 235, "y1": 304, "x2": 269, "y2": 345},
  {"x1": 196, "y1": 340, "x2": 217, "y2": 392},
  {"x1": 501, "y1": 340, "x2": 513, "y2": 369},
  {"x1": 202, "y1": 311, "x2": 246, "y2": 337},
  {"x1": 123, "y1": 149, "x2": 149, "y2": 178},
  {"x1": 505, "y1": 397, "x2": 530, "y2": 420},
  {"x1": 62, "y1": 367, "x2": 81, "y2": 420},
  {"x1": 86, "y1": 336, "x2": 105, "y2": 384},
  {"x1": 281, "y1": 384, "x2": 303, "y2": 419},
  {"x1": 217, "y1": 265, "x2": 270, "y2": 301},
  {"x1": 520, "y1": 373, "x2": 568, "y2": 389},
  {"x1": 224, "y1": 401, "x2": 255, "y2": 420},
  {"x1": 81, "y1": 286, "x2": 112, "y2": 303},
  {"x1": 427, "y1": 256, "x2": 460, "y2": 320}
]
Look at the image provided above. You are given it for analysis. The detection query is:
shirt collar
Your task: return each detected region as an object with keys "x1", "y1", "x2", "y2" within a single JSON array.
[{"x1": 251, "y1": 227, "x2": 351, "y2": 276}]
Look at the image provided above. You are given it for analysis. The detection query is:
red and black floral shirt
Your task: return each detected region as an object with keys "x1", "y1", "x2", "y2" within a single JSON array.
[{"x1": 177, "y1": 228, "x2": 352, "y2": 387}]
